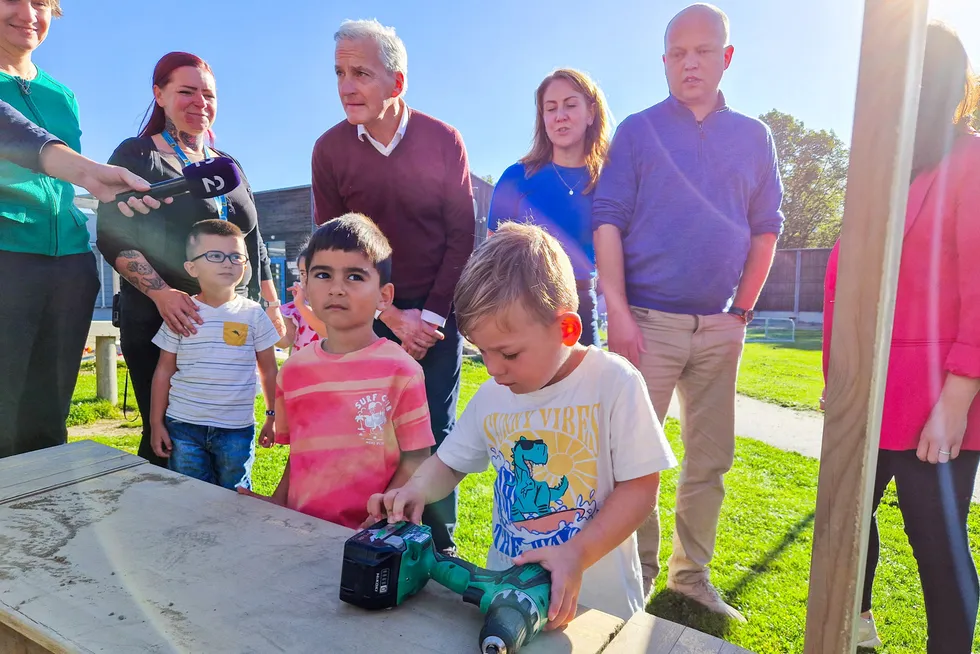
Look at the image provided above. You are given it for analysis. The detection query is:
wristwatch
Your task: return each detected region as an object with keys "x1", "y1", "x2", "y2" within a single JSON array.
[
  {"x1": 728, "y1": 306, "x2": 754, "y2": 324},
  {"x1": 265, "y1": 410, "x2": 275, "y2": 417},
  {"x1": 262, "y1": 299, "x2": 281, "y2": 310}
]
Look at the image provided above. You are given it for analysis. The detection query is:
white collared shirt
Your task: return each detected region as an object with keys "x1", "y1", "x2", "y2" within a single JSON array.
[{"x1": 357, "y1": 99, "x2": 410, "y2": 157}]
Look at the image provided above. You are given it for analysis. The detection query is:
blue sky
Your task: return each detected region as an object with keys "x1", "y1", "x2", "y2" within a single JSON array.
[{"x1": 35, "y1": 0, "x2": 980, "y2": 192}]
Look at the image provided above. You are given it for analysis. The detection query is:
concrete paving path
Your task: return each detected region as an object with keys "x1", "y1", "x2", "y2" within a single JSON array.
[{"x1": 666, "y1": 393, "x2": 980, "y2": 503}]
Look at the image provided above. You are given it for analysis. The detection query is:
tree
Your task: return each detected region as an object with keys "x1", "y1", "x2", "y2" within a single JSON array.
[
  {"x1": 760, "y1": 109, "x2": 849, "y2": 248},
  {"x1": 482, "y1": 173, "x2": 495, "y2": 185}
]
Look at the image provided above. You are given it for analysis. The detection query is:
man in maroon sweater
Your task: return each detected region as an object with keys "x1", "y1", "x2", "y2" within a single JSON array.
[{"x1": 311, "y1": 18, "x2": 474, "y2": 553}]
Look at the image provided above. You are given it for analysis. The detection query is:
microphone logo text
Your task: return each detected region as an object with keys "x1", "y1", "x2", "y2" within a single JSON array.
[{"x1": 202, "y1": 176, "x2": 226, "y2": 194}]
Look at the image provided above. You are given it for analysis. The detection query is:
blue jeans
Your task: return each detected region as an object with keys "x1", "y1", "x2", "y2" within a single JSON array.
[
  {"x1": 165, "y1": 417, "x2": 256, "y2": 490},
  {"x1": 577, "y1": 282, "x2": 600, "y2": 347}
]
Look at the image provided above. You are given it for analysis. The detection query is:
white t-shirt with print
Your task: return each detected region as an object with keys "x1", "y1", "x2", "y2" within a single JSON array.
[
  {"x1": 152, "y1": 295, "x2": 280, "y2": 429},
  {"x1": 437, "y1": 347, "x2": 677, "y2": 619}
]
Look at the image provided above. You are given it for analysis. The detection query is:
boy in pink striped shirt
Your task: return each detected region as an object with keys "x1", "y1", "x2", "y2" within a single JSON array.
[{"x1": 238, "y1": 214, "x2": 434, "y2": 529}]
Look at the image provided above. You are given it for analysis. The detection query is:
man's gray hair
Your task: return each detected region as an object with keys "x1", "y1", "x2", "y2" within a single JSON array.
[{"x1": 335, "y1": 19, "x2": 408, "y2": 92}]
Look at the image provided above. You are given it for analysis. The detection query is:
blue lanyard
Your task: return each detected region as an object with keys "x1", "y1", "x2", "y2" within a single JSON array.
[{"x1": 161, "y1": 130, "x2": 228, "y2": 221}]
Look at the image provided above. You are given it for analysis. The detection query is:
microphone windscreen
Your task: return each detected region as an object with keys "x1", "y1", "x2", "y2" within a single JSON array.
[{"x1": 181, "y1": 157, "x2": 242, "y2": 199}]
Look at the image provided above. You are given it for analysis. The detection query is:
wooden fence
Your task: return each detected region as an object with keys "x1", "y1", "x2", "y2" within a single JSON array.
[{"x1": 755, "y1": 248, "x2": 833, "y2": 315}]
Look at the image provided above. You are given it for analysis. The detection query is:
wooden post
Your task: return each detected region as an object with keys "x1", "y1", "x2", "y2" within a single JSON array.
[
  {"x1": 95, "y1": 335, "x2": 118, "y2": 405},
  {"x1": 793, "y1": 249, "x2": 802, "y2": 317},
  {"x1": 803, "y1": 0, "x2": 928, "y2": 652}
]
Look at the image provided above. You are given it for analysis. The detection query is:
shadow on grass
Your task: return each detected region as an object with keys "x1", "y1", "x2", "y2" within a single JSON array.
[
  {"x1": 728, "y1": 511, "x2": 816, "y2": 603},
  {"x1": 748, "y1": 330, "x2": 823, "y2": 352},
  {"x1": 647, "y1": 511, "x2": 816, "y2": 641}
]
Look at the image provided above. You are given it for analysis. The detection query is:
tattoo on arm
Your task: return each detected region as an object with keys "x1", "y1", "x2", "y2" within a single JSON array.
[
  {"x1": 165, "y1": 117, "x2": 203, "y2": 153},
  {"x1": 116, "y1": 249, "x2": 168, "y2": 294}
]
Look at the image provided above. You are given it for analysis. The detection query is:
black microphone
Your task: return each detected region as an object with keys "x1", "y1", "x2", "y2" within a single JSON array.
[{"x1": 114, "y1": 157, "x2": 242, "y2": 204}]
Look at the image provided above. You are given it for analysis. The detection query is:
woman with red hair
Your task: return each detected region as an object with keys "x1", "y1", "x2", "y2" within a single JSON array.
[
  {"x1": 97, "y1": 52, "x2": 284, "y2": 467},
  {"x1": 823, "y1": 21, "x2": 980, "y2": 652}
]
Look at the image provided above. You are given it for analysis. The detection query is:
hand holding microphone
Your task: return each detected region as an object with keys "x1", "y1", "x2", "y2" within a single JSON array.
[{"x1": 113, "y1": 157, "x2": 242, "y2": 217}]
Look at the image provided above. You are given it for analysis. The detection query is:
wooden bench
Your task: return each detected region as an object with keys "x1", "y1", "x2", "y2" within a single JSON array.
[
  {"x1": 604, "y1": 612, "x2": 753, "y2": 653},
  {"x1": 86, "y1": 321, "x2": 119, "y2": 404}
]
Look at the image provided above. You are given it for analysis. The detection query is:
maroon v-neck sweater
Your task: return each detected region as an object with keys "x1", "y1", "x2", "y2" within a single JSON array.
[{"x1": 311, "y1": 108, "x2": 475, "y2": 318}]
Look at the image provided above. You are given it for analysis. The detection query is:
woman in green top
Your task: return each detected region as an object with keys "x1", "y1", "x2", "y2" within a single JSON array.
[{"x1": 0, "y1": 0, "x2": 159, "y2": 458}]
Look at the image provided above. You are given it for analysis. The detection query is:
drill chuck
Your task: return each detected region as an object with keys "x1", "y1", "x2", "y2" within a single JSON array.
[
  {"x1": 482, "y1": 635, "x2": 506, "y2": 654},
  {"x1": 480, "y1": 604, "x2": 530, "y2": 654}
]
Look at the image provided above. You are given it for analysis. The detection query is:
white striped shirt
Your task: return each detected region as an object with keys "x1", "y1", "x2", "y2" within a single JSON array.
[{"x1": 152, "y1": 295, "x2": 280, "y2": 429}]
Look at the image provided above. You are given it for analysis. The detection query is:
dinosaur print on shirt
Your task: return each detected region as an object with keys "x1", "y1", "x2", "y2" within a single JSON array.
[{"x1": 484, "y1": 405, "x2": 601, "y2": 558}]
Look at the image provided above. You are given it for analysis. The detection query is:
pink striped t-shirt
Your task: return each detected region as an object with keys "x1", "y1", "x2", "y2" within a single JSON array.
[{"x1": 275, "y1": 338, "x2": 434, "y2": 529}]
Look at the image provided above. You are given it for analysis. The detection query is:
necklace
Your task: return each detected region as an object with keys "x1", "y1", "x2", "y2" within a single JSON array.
[
  {"x1": 551, "y1": 162, "x2": 582, "y2": 196},
  {"x1": 16, "y1": 77, "x2": 31, "y2": 95}
]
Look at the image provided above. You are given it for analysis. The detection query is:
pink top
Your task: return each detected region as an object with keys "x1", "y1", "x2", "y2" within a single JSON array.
[
  {"x1": 275, "y1": 338, "x2": 435, "y2": 528},
  {"x1": 280, "y1": 301, "x2": 321, "y2": 352},
  {"x1": 823, "y1": 133, "x2": 980, "y2": 450}
]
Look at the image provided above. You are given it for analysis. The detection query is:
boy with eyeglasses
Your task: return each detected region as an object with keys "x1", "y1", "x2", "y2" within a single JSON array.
[{"x1": 149, "y1": 220, "x2": 280, "y2": 489}]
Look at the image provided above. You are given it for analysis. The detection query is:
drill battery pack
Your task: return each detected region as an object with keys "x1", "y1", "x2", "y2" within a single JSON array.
[
  {"x1": 340, "y1": 521, "x2": 551, "y2": 653},
  {"x1": 339, "y1": 521, "x2": 432, "y2": 610}
]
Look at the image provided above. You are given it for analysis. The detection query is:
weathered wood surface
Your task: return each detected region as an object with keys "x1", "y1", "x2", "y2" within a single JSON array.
[
  {"x1": 0, "y1": 443, "x2": 623, "y2": 653},
  {"x1": 803, "y1": 0, "x2": 929, "y2": 652},
  {"x1": 602, "y1": 611, "x2": 754, "y2": 654},
  {"x1": 0, "y1": 440, "x2": 143, "y2": 505},
  {"x1": 0, "y1": 612, "x2": 75, "y2": 654}
]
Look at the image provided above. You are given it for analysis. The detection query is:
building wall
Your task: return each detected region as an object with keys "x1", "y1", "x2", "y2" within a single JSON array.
[
  {"x1": 253, "y1": 185, "x2": 315, "y2": 273},
  {"x1": 254, "y1": 174, "x2": 495, "y2": 284},
  {"x1": 77, "y1": 204, "x2": 116, "y2": 320}
]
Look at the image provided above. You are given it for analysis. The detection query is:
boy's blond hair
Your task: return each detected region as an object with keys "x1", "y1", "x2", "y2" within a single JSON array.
[{"x1": 455, "y1": 222, "x2": 578, "y2": 337}]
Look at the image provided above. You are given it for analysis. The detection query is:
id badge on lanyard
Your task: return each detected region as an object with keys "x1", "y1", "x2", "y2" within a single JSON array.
[{"x1": 161, "y1": 131, "x2": 229, "y2": 221}]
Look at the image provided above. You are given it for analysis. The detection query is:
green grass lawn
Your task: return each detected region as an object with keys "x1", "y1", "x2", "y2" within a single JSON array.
[
  {"x1": 68, "y1": 361, "x2": 138, "y2": 427},
  {"x1": 737, "y1": 329, "x2": 824, "y2": 412},
  {"x1": 69, "y1": 328, "x2": 825, "y2": 436},
  {"x1": 69, "y1": 355, "x2": 978, "y2": 652}
]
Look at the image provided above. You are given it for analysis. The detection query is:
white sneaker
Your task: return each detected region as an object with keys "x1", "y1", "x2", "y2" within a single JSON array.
[
  {"x1": 667, "y1": 577, "x2": 747, "y2": 623},
  {"x1": 856, "y1": 614, "x2": 882, "y2": 648}
]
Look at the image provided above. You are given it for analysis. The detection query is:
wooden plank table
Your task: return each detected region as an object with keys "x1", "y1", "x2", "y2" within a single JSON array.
[
  {"x1": 602, "y1": 612, "x2": 754, "y2": 653},
  {"x1": 0, "y1": 442, "x2": 623, "y2": 653}
]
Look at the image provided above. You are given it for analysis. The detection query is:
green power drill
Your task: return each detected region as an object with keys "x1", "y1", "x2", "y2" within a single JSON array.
[{"x1": 339, "y1": 521, "x2": 551, "y2": 654}]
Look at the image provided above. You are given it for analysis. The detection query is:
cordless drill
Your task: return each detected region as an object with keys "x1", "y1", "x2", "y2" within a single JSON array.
[{"x1": 339, "y1": 521, "x2": 551, "y2": 654}]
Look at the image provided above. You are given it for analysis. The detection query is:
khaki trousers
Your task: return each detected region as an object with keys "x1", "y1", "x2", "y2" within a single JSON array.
[{"x1": 631, "y1": 307, "x2": 745, "y2": 586}]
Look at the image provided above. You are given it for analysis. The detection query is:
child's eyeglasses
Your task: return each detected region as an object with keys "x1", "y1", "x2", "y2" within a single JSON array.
[{"x1": 190, "y1": 251, "x2": 248, "y2": 265}]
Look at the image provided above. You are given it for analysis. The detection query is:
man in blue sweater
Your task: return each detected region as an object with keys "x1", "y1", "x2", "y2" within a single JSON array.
[{"x1": 593, "y1": 3, "x2": 784, "y2": 621}]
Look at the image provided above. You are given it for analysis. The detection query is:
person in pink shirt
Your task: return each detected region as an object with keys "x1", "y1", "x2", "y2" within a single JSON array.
[
  {"x1": 238, "y1": 213, "x2": 435, "y2": 529},
  {"x1": 277, "y1": 248, "x2": 327, "y2": 355},
  {"x1": 823, "y1": 22, "x2": 980, "y2": 652}
]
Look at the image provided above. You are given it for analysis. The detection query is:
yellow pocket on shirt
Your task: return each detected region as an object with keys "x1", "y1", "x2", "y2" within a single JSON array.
[{"x1": 223, "y1": 322, "x2": 249, "y2": 346}]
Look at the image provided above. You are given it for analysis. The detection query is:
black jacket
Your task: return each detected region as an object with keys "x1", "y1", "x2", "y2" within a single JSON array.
[
  {"x1": 0, "y1": 99, "x2": 61, "y2": 172},
  {"x1": 96, "y1": 136, "x2": 272, "y2": 304}
]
